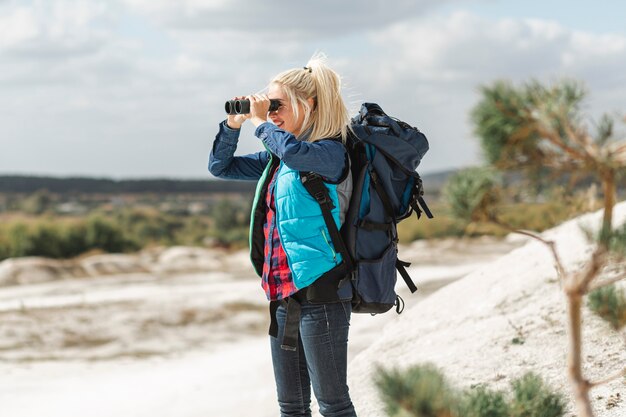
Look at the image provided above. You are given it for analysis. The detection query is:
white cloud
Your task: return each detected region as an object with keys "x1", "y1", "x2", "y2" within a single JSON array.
[
  {"x1": 0, "y1": 0, "x2": 113, "y2": 59},
  {"x1": 368, "y1": 12, "x2": 626, "y2": 84},
  {"x1": 339, "y1": 11, "x2": 626, "y2": 174},
  {"x1": 0, "y1": 7, "x2": 39, "y2": 48},
  {"x1": 121, "y1": 0, "x2": 455, "y2": 37}
]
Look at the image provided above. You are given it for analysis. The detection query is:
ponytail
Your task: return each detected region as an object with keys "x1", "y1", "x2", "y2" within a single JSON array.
[{"x1": 270, "y1": 52, "x2": 350, "y2": 143}]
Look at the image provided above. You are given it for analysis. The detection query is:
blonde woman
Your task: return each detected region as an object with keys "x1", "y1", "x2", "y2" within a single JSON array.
[{"x1": 209, "y1": 54, "x2": 357, "y2": 417}]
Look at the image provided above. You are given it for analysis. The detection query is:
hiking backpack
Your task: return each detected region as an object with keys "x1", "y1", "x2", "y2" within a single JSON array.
[{"x1": 300, "y1": 102, "x2": 433, "y2": 314}]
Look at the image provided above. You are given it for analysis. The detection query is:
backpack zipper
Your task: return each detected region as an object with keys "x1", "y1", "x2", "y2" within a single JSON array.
[{"x1": 320, "y1": 228, "x2": 337, "y2": 262}]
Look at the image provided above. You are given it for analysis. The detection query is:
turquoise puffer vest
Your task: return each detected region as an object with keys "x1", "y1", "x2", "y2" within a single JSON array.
[{"x1": 249, "y1": 156, "x2": 343, "y2": 290}]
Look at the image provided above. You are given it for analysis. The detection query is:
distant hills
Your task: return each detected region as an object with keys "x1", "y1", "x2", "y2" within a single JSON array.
[
  {"x1": 0, "y1": 171, "x2": 458, "y2": 195},
  {"x1": 0, "y1": 175, "x2": 257, "y2": 194}
]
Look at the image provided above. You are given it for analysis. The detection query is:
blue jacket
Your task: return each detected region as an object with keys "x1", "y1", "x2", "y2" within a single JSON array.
[
  {"x1": 209, "y1": 121, "x2": 346, "y2": 182},
  {"x1": 209, "y1": 121, "x2": 351, "y2": 292}
]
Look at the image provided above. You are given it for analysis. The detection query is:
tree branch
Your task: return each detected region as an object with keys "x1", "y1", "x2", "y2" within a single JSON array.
[
  {"x1": 536, "y1": 125, "x2": 590, "y2": 163},
  {"x1": 588, "y1": 273, "x2": 626, "y2": 292},
  {"x1": 589, "y1": 366, "x2": 626, "y2": 389},
  {"x1": 561, "y1": 115, "x2": 598, "y2": 161},
  {"x1": 488, "y1": 216, "x2": 567, "y2": 280},
  {"x1": 572, "y1": 247, "x2": 608, "y2": 295}
]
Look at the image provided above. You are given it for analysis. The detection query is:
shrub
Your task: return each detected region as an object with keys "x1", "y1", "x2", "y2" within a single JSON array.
[
  {"x1": 85, "y1": 216, "x2": 138, "y2": 253},
  {"x1": 459, "y1": 385, "x2": 510, "y2": 417},
  {"x1": 442, "y1": 167, "x2": 502, "y2": 223},
  {"x1": 375, "y1": 364, "x2": 458, "y2": 417},
  {"x1": 587, "y1": 285, "x2": 626, "y2": 330},
  {"x1": 376, "y1": 366, "x2": 564, "y2": 417},
  {"x1": 509, "y1": 373, "x2": 565, "y2": 417},
  {"x1": 60, "y1": 222, "x2": 88, "y2": 258},
  {"x1": 27, "y1": 223, "x2": 65, "y2": 258},
  {"x1": 606, "y1": 222, "x2": 626, "y2": 258}
]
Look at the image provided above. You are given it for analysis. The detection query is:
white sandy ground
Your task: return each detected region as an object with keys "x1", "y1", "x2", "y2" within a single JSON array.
[
  {"x1": 0, "y1": 236, "x2": 519, "y2": 417},
  {"x1": 347, "y1": 202, "x2": 626, "y2": 417},
  {"x1": 0, "y1": 203, "x2": 624, "y2": 417}
]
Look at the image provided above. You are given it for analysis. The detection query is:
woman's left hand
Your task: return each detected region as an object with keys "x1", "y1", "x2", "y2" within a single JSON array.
[{"x1": 248, "y1": 94, "x2": 270, "y2": 127}]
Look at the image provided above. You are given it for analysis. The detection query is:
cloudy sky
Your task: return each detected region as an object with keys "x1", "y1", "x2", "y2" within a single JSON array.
[{"x1": 1, "y1": 0, "x2": 625, "y2": 179}]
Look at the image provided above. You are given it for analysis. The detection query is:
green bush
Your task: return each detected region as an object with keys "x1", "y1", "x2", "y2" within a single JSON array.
[
  {"x1": 376, "y1": 366, "x2": 564, "y2": 417},
  {"x1": 376, "y1": 364, "x2": 458, "y2": 417},
  {"x1": 509, "y1": 373, "x2": 565, "y2": 417},
  {"x1": 606, "y1": 222, "x2": 626, "y2": 257},
  {"x1": 398, "y1": 205, "x2": 467, "y2": 243},
  {"x1": 60, "y1": 222, "x2": 88, "y2": 257},
  {"x1": 27, "y1": 223, "x2": 65, "y2": 258},
  {"x1": 174, "y1": 217, "x2": 212, "y2": 246},
  {"x1": 460, "y1": 385, "x2": 510, "y2": 417},
  {"x1": 7, "y1": 223, "x2": 32, "y2": 257},
  {"x1": 587, "y1": 285, "x2": 626, "y2": 330},
  {"x1": 112, "y1": 208, "x2": 184, "y2": 245},
  {"x1": 85, "y1": 216, "x2": 138, "y2": 253},
  {"x1": 442, "y1": 167, "x2": 503, "y2": 223},
  {"x1": 0, "y1": 216, "x2": 141, "y2": 261},
  {"x1": 212, "y1": 226, "x2": 249, "y2": 249},
  {"x1": 0, "y1": 234, "x2": 11, "y2": 260}
]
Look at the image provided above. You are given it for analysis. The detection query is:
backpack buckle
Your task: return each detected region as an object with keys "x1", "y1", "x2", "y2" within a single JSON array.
[
  {"x1": 314, "y1": 191, "x2": 335, "y2": 208},
  {"x1": 314, "y1": 191, "x2": 328, "y2": 203}
]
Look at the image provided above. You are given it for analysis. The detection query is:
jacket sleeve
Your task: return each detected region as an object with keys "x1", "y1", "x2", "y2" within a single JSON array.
[
  {"x1": 254, "y1": 122, "x2": 347, "y2": 182},
  {"x1": 208, "y1": 120, "x2": 270, "y2": 181}
]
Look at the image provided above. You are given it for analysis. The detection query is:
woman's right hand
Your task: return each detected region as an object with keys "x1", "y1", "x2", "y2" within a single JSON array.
[{"x1": 226, "y1": 96, "x2": 249, "y2": 129}]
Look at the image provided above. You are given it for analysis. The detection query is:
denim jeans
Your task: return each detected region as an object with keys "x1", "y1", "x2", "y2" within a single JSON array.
[{"x1": 270, "y1": 300, "x2": 357, "y2": 417}]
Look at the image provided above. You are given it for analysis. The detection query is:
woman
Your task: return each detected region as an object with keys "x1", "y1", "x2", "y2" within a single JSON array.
[{"x1": 208, "y1": 54, "x2": 357, "y2": 417}]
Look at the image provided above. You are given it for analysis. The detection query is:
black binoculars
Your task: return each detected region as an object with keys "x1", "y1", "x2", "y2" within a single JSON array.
[{"x1": 225, "y1": 99, "x2": 281, "y2": 115}]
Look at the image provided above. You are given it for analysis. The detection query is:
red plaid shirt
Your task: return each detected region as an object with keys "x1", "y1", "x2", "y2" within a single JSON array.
[{"x1": 261, "y1": 167, "x2": 298, "y2": 301}]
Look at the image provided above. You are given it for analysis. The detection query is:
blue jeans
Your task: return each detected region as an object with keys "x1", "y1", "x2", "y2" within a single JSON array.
[{"x1": 270, "y1": 300, "x2": 357, "y2": 417}]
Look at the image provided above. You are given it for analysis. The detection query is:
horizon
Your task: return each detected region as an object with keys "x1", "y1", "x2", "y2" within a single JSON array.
[{"x1": 0, "y1": 167, "x2": 460, "y2": 181}]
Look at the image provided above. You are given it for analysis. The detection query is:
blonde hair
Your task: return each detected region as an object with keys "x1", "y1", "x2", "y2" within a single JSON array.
[{"x1": 270, "y1": 53, "x2": 350, "y2": 143}]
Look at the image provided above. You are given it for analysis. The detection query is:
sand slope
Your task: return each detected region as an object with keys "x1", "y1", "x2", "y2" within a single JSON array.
[{"x1": 347, "y1": 202, "x2": 626, "y2": 417}]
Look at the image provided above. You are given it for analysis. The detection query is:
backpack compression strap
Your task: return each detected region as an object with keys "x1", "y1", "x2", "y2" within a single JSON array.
[
  {"x1": 410, "y1": 175, "x2": 434, "y2": 220},
  {"x1": 396, "y1": 259, "x2": 418, "y2": 293}
]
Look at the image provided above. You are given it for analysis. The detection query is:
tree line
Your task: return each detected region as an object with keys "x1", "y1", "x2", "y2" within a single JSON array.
[{"x1": 0, "y1": 176, "x2": 257, "y2": 194}]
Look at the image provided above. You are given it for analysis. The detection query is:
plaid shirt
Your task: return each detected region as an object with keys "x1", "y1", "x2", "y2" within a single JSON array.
[{"x1": 261, "y1": 166, "x2": 298, "y2": 301}]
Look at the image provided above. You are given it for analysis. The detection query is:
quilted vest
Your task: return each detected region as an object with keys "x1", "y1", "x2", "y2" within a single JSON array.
[{"x1": 249, "y1": 156, "x2": 346, "y2": 290}]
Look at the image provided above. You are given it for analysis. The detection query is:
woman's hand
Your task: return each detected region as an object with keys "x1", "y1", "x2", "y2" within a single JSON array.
[
  {"x1": 226, "y1": 96, "x2": 249, "y2": 129},
  {"x1": 248, "y1": 94, "x2": 270, "y2": 127}
]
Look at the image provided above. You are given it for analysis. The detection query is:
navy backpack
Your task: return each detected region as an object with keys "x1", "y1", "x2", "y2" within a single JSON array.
[{"x1": 301, "y1": 102, "x2": 432, "y2": 314}]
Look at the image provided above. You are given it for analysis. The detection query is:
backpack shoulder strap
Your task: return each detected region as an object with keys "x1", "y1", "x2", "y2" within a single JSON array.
[{"x1": 300, "y1": 172, "x2": 354, "y2": 272}]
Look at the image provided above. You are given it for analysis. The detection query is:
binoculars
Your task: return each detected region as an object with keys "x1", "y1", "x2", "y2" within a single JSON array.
[{"x1": 225, "y1": 99, "x2": 281, "y2": 115}]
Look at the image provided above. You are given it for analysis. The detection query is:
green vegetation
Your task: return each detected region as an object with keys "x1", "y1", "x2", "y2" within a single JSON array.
[
  {"x1": 587, "y1": 285, "x2": 626, "y2": 330},
  {"x1": 464, "y1": 77, "x2": 626, "y2": 417},
  {"x1": 509, "y1": 373, "x2": 566, "y2": 417},
  {"x1": 460, "y1": 385, "x2": 509, "y2": 417},
  {"x1": 442, "y1": 167, "x2": 502, "y2": 223},
  {"x1": 0, "y1": 197, "x2": 252, "y2": 260},
  {"x1": 0, "y1": 190, "x2": 599, "y2": 260},
  {"x1": 376, "y1": 364, "x2": 456, "y2": 417},
  {"x1": 398, "y1": 198, "x2": 588, "y2": 243},
  {"x1": 375, "y1": 364, "x2": 565, "y2": 417},
  {"x1": 0, "y1": 216, "x2": 138, "y2": 260}
]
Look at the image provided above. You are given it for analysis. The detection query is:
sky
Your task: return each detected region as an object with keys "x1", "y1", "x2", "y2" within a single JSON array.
[{"x1": 1, "y1": 0, "x2": 625, "y2": 180}]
